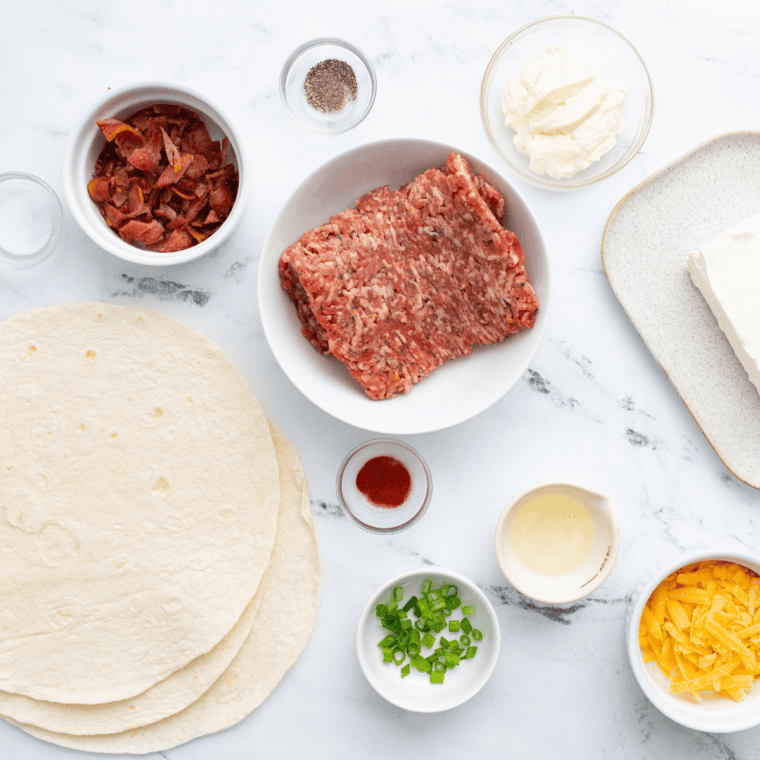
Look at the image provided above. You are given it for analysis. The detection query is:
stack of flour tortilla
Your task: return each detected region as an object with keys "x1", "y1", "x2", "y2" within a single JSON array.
[{"x1": 0, "y1": 303, "x2": 320, "y2": 753}]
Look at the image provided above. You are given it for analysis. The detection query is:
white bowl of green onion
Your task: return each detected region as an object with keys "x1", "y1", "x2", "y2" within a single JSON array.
[{"x1": 356, "y1": 567, "x2": 501, "y2": 712}]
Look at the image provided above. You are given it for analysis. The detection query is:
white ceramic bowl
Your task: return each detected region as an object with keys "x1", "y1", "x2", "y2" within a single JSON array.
[
  {"x1": 494, "y1": 482, "x2": 619, "y2": 604},
  {"x1": 63, "y1": 81, "x2": 248, "y2": 265},
  {"x1": 357, "y1": 567, "x2": 500, "y2": 712},
  {"x1": 336, "y1": 439, "x2": 432, "y2": 533},
  {"x1": 258, "y1": 138, "x2": 550, "y2": 434},
  {"x1": 481, "y1": 16, "x2": 654, "y2": 190},
  {"x1": 627, "y1": 548, "x2": 760, "y2": 733}
]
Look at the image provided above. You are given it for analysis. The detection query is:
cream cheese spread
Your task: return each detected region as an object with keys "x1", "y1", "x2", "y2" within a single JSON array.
[
  {"x1": 687, "y1": 212, "x2": 760, "y2": 395},
  {"x1": 501, "y1": 44, "x2": 628, "y2": 179}
]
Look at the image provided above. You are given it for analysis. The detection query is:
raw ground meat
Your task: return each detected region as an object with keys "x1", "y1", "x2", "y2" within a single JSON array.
[{"x1": 279, "y1": 152, "x2": 539, "y2": 400}]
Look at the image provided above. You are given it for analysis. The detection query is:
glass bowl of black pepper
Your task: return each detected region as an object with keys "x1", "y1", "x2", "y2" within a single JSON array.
[
  {"x1": 336, "y1": 439, "x2": 433, "y2": 533},
  {"x1": 280, "y1": 38, "x2": 376, "y2": 133}
]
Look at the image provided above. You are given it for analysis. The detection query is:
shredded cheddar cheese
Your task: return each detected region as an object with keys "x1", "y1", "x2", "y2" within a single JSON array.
[{"x1": 640, "y1": 560, "x2": 760, "y2": 701}]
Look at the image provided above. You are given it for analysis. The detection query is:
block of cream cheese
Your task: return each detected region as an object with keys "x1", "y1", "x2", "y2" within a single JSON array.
[{"x1": 687, "y1": 212, "x2": 760, "y2": 394}]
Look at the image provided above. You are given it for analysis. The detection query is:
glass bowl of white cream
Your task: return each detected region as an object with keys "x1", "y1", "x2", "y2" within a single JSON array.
[{"x1": 481, "y1": 16, "x2": 654, "y2": 190}]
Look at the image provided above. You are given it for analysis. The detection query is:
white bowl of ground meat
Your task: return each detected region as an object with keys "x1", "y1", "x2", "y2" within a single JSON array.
[
  {"x1": 259, "y1": 138, "x2": 550, "y2": 434},
  {"x1": 63, "y1": 81, "x2": 248, "y2": 265}
]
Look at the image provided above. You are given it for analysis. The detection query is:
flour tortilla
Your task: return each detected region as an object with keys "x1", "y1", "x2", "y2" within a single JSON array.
[
  {"x1": 0, "y1": 303, "x2": 280, "y2": 704},
  {"x1": 12, "y1": 422, "x2": 321, "y2": 753},
  {"x1": 0, "y1": 571, "x2": 267, "y2": 734}
]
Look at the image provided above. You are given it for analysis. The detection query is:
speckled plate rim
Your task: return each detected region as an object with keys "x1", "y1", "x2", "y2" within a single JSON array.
[{"x1": 602, "y1": 130, "x2": 760, "y2": 489}]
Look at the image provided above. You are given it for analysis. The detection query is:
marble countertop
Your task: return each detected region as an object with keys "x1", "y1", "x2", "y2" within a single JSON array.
[{"x1": 2, "y1": 0, "x2": 760, "y2": 758}]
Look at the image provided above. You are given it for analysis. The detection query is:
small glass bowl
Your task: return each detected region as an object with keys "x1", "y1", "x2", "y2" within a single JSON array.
[
  {"x1": 336, "y1": 439, "x2": 432, "y2": 533},
  {"x1": 480, "y1": 16, "x2": 654, "y2": 190},
  {"x1": 280, "y1": 38, "x2": 376, "y2": 133},
  {"x1": 0, "y1": 173, "x2": 63, "y2": 269}
]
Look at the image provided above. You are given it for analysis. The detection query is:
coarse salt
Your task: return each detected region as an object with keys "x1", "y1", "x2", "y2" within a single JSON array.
[{"x1": 0, "y1": 188, "x2": 54, "y2": 257}]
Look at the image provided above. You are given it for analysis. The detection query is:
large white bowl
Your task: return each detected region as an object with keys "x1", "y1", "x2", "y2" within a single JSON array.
[
  {"x1": 627, "y1": 548, "x2": 760, "y2": 732},
  {"x1": 63, "y1": 81, "x2": 248, "y2": 266},
  {"x1": 258, "y1": 138, "x2": 550, "y2": 434}
]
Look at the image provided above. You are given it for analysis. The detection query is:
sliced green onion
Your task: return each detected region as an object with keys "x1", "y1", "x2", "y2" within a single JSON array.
[
  {"x1": 465, "y1": 646, "x2": 478, "y2": 659},
  {"x1": 422, "y1": 632, "x2": 436, "y2": 649},
  {"x1": 401, "y1": 663, "x2": 411, "y2": 678},
  {"x1": 383, "y1": 648, "x2": 394, "y2": 663},
  {"x1": 443, "y1": 608, "x2": 453, "y2": 617},
  {"x1": 408, "y1": 640, "x2": 421, "y2": 655},
  {"x1": 461, "y1": 618, "x2": 473, "y2": 634},
  {"x1": 426, "y1": 653, "x2": 440, "y2": 664},
  {"x1": 387, "y1": 600, "x2": 398, "y2": 613},
  {"x1": 444, "y1": 651, "x2": 460, "y2": 668},
  {"x1": 448, "y1": 620, "x2": 460, "y2": 633},
  {"x1": 414, "y1": 619, "x2": 428, "y2": 632},
  {"x1": 421, "y1": 579, "x2": 432, "y2": 595},
  {"x1": 444, "y1": 596, "x2": 462, "y2": 611},
  {"x1": 460, "y1": 634, "x2": 471, "y2": 647},
  {"x1": 472, "y1": 629, "x2": 483, "y2": 641},
  {"x1": 375, "y1": 603, "x2": 388, "y2": 618},
  {"x1": 438, "y1": 582, "x2": 450, "y2": 596},
  {"x1": 393, "y1": 649, "x2": 406, "y2": 665},
  {"x1": 378, "y1": 634, "x2": 396, "y2": 648},
  {"x1": 439, "y1": 636, "x2": 449, "y2": 649},
  {"x1": 430, "y1": 671, "x2": 445, "y2": 684},
  {"x1": 461, "y1": 605, "x2": 475, "y2": 615},
  {"x1": 403, "y1": 595, "x2": 418, "y2": 612},
  {"x1": 434, "y1": 661, "x2": 446, "y2": 672}
]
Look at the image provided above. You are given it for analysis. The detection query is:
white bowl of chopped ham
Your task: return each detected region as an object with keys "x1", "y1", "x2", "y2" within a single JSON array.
[
  {"x1": 63, "y1": 81, "x2": 248, "y2": 265},
  {"x1": 259, "y1": 138, "x2": 550, "y2": 434}
]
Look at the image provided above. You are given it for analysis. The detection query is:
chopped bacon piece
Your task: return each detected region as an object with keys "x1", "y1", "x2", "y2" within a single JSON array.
[
  {"x1": 103, "y1": 204, "x2": 126, "y2": 228},
  {"x1": 155, "y1": 152, "x2": 194, "y2": 189},
  {"x1": 160, "y1": 127, "x2": 182, "y2": 173},
  {"x1": 128, "y1": 128, "x2": 162, "y2": 171},
  {"x1": 119, "y1": 219, "x2": 165, "y2": 245},
  {"x1": 88, "y1": 177, "x2": 111, "y2": 203},
  {"x1": 209, "y1": 186, "x2": 234, "y2": 216},
  {"x1": 89, "y1": 104, "x2": 238, "y2": 252},
  {"x1": 160, "y1": 228, "x2": 193, "y2": 252},
  {"x1": 97, "y1": 119, "x2": 139, "y2": 142}
]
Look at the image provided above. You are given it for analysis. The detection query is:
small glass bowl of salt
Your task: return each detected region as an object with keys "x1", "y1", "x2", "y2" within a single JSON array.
[{"x1": 0, "y1": 173, "x2": 63, "y2": 269}]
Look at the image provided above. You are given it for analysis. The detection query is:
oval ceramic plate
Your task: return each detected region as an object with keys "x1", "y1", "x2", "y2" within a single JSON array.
[
  {"x1": 258, "y1": 138, "x2": 550, "y2": 434},
  {"x1": 603, "y1": 131, "x2": 760, "y2": 489}
]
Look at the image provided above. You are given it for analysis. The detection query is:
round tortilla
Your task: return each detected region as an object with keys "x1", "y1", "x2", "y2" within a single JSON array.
[
  {"x1": 11, "y1": 422, "x2": 321, "y2": 753},
  {"x1": 0, "y1": 571, "x2": 266, "y2": 734},
  {"x1": 0, "y1": 303, "x2": 280, "y2": 704}
]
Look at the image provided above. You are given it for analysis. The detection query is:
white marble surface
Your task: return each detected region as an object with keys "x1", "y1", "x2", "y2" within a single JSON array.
[{"x1": 2, "y1": 0, "x2": 760, "y2": 758}]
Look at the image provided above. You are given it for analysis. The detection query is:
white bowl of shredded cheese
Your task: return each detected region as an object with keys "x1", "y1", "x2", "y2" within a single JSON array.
[{"x1": 627, "y1": 548, "x2": 760, "y2": 732}]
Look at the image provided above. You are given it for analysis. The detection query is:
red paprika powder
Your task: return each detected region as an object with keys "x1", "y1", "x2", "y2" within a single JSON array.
[{"x1": 356, "y1": 456, "x2": 411, "y2": 508}]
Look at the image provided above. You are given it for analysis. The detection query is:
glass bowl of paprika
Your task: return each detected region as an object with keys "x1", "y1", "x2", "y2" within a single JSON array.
[{"x1": 336, "y1": 439, "x2": 433, "y2": 533}]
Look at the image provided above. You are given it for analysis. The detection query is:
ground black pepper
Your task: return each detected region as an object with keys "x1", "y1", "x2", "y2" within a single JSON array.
[{"x1": 303, "y1": 59, "x2": 358, "y2": 113}]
